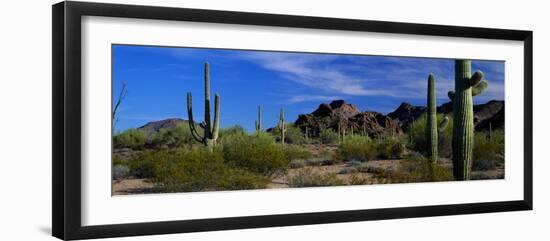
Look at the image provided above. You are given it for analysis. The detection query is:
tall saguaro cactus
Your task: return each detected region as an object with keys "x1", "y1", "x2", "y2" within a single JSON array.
[
  {"x1": 255, "y1": 106, "x2": 262, "y2": 135},
  {"x1": 426, "y1": 74, "x2": 439, "y2": 164},
  {"x1": 448, "y1": 60, "x2": 488, "y2": 180},
  {"x1": 278, "y1": 108, "x2": 286, "y2": 145},
  {"x1": 187, "y1": 62, "x2": 221, "y2": 147},
  {"x1": 426, "y1": 74, "x2": 449, "y2": 164}
]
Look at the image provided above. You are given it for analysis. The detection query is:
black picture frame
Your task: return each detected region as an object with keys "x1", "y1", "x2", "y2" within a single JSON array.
[{"x1": 52, "y1": 1, "x2": 533, "y2": 240}]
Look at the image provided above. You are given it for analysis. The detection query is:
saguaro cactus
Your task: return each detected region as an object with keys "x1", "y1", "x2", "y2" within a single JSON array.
[
  {"x1": 255, "y1": 106, "x2": 262, "y2": 135},
  {"x1": 278, "y1": 108, "x2": 286, "y2": 145},
  {"x1": 187, "y1": 62, "x2": 220, "y2": 147},
  {"x1": 426, "y1": 74, "x2": 439, "y2": 163},
  {"x1": 426, "y1": 74, "x2": 449, "y2": 164},
  {"x1": 448, "y1": 60, "x2": 488, "y2": 180}
]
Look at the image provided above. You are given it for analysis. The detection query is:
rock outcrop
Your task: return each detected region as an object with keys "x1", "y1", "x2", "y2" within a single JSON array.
[
  {"x1": 387, "y1": 102, "x2": 427, "y2": 130},
  {"x1": 295, "y1": 100, "x2": 402, "y2": 137}
]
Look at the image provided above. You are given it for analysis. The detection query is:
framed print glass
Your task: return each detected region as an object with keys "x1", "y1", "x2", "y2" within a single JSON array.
[{"x1": 52, "y1": 1, "x2": 532, "y2": 240}]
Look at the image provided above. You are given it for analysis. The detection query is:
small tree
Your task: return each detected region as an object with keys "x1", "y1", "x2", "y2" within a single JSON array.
[{"x1": 112, "y1": 80, "x2": 127, "y2": 130}]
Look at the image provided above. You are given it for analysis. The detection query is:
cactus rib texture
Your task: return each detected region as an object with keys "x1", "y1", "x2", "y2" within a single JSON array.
[
  {"x1": 449, "y1": 60, "x2": 488, "y2": 180},
  {"x1": 426, "y1": 74, "x2": 438, "y2": 164},
  {"x1": 186, "y1": 62, "x2": 220, "y2": 147}
]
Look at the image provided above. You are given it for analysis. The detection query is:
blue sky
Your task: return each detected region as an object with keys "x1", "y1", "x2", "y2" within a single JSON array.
[{"x1": 112, "y1": 45, "x2": 504, "y2": 132}]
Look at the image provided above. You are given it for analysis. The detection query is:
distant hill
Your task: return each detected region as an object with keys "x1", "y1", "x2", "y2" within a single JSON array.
[{"x1": 138, "y1": 118, "x2": 193, "y2": 133}]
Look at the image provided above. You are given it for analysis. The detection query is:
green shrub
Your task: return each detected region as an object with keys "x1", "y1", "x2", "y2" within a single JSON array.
[
  {"x1": 473, "y1": 130, "x2": 504, "y2": 164},
  {"x1": 112, "y1": 164, "x2": 130, "y2": 181},
  {"x1": 336, "y1": 135, "x2": 377, "y2": 162},
  {"x1": 219, "y1": 125, "x2": 246, "y2": 137},
  {"x1": 284, "y1": 145, "x2": 313, "y2": 161},
  {"x1": 113, "y1": 129, "x2": 147, "y2": 149},
  {"x1": 376, "y1": 138, "x2": 404, "y2": 159},
  {"x1": 318, "y1": 149, "x2": 335, "y2": 159},
  {"x1": 392, "y1": 157, "x2": 454, "y2": 183},
  {"x1": 319, "y1": 128, "x2": 339, "y2": 144},
  {"x1": 222, "y1": 132, "x2": 288, "y2": 176},
  {"x1": 149, "y1": 123, "x2": 195, "y2": 149},
  {"x1": 289, "y1": 159, "x2": 306, "y2": 169},
  {"x1": 348, "y1": 173, "x2": 369, "y2": 185},
  {"x1": 112, "y1": 155, "x2": 127, "y2": 166},
  {"x1": 219, "y1": 129, "x2": 247, "y2": 145},
  {"x1": 409, "y1": 114, "x2": 453, "y2": 158},
  {"x1": 126, "y1": 149, "x2": 167, "y2": 178},
  {"x1": 130, "y1": 148, "x2": 269, "y2": 192},
  {"x1": 363, "y1": 155, "x2": 453, "y2": 183},
  {"x1": 289, "y1": 168, "x2": 344, "y2": 187},
  {"x1": 472, "y1": 159, "x2": 498, "y2": 171},
  {"x1": 272, "y1": 124, "x2": 306, "y2": 144},
  {"x1": 157, "y1": 148, "x2": 268, "y2": 192}
]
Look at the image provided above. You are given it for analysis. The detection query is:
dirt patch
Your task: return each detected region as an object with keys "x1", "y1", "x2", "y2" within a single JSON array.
[{"x1": 113, "y1": 179, "x2": 156, "y2": 195}]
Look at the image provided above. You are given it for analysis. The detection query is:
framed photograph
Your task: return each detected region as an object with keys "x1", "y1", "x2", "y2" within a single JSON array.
[{"x1": 52, "y1": 1, "x2": 533, "y2": 240}]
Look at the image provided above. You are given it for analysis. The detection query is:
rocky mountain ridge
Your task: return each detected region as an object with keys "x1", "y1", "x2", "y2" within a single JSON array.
[
  {"x1": 387, "y1": 100, "x2": 504, "y2": 131},
  {"x1": 136, "y1": 99, "x2": 504, "y2": 136}
]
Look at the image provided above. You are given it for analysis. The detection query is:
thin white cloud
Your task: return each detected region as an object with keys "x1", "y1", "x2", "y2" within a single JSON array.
[
  {"x1": 179, "y1": 50, "x2": 504, "y2": 103},
  {"x1": 237, "y1": 52, "x2": 497, "y2": 101},
  {"x1": 241, "y1": 52, "x2": 405, "y2": 98},
  {"x1": 394, "y1": 76, "x2": 504, "y2": 103}
]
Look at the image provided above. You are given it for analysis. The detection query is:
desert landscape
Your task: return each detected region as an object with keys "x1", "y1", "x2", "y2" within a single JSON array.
[
  {"x1": 111, "y1": 45, "x2": 504, "y2": 195},
  {"x1": 112, "y1": 80, "x2": 504, "y2": 195}
]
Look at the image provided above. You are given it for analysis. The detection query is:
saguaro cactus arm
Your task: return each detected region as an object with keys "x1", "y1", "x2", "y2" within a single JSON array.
[
  {"x1": 212, "y1": 93, "x2": 220, "y2": 141},
  {"x1": 439, "y1": 116, "x2": 449, "y2": 130},
  {"x1": 187, "y1": 92, "x2": 205, "y2": 142},
  {"x1": 470, "y1": 71, "x2": 483, "y2": 86},
  {"x1": 470, "y1": 70, "x2": 488, "y2": 97},
  {"x1": 449, "y1": 71, "x2": 488, "y2": 99},
  {"x1": 472, "y1": 80, "x2": 488, "y2": 96}
]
